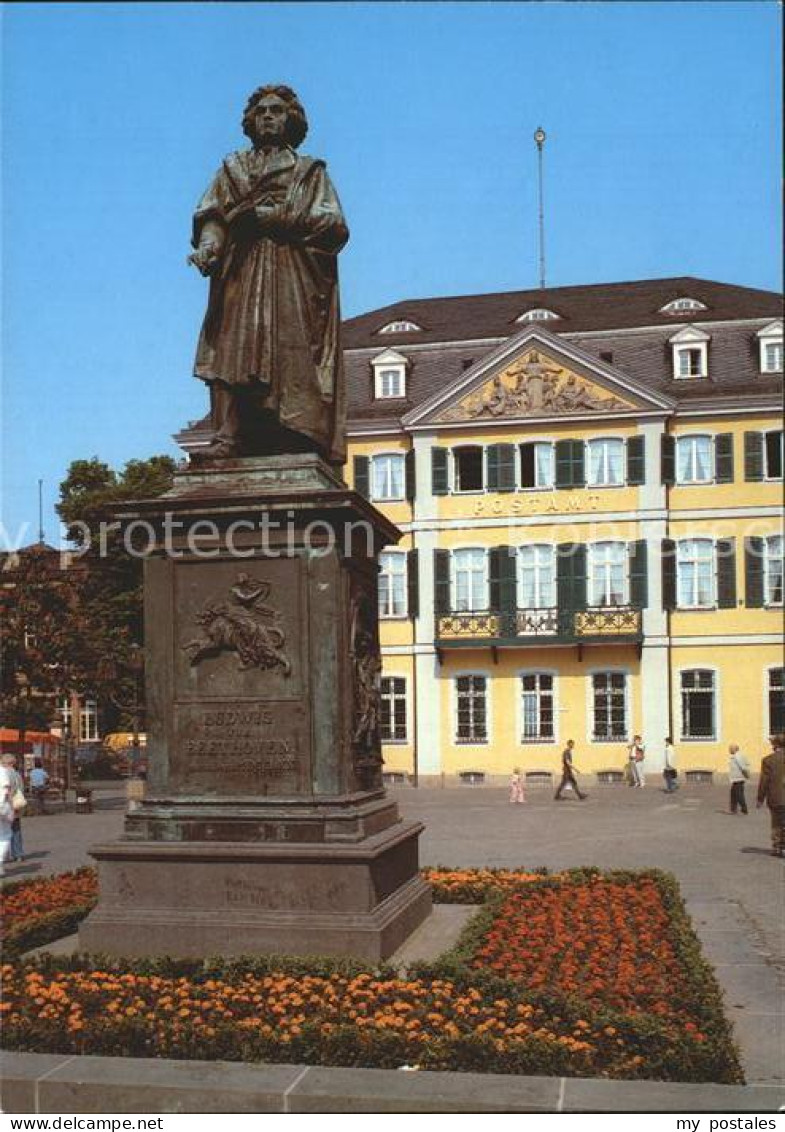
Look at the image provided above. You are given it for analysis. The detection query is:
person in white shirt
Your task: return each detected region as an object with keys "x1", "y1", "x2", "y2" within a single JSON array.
[
  {"x1": 662, "y1": 737, "x2": 679, "y2": 793},
  {"x1": 0, "y1": 763, "x2": 14, "y2": 876},
  {"x1": 728, "y1": 744, "x2": 751, "y2": 815}
]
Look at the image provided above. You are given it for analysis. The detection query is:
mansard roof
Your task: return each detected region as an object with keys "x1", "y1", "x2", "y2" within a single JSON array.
[{"x1": 344, "y1": 277, "x2": 782, "y2": 428}]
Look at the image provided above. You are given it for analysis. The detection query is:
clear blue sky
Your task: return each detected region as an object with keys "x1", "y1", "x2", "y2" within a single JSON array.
[{"x1": 2, "y1": 1, "x2": 781, "y2": 544}]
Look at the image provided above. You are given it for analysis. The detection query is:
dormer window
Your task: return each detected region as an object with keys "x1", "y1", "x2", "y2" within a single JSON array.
[
  {"x1": 516, "y1": 308, "x2": 560, "y2": 323},
  {"x1": 377, "y1": 320, "x2": 423, "y2": 334},
  {"x1": 371, "y1": 348, "x2": 409, "y2": 400},
  {"x1": 757, "y1": 320, "x2": 783, "y2": 373},
  {"x1": 669, "y1": 325, "x2": 710, "y2": 380},
  {"x1": 660, "y1": 297, "x2": 708, "y2": 316}
]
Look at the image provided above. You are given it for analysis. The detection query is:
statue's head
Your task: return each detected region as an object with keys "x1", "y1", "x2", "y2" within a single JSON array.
[{"x1": 242, "y1": 84, "x2": 308, "y2": 149}]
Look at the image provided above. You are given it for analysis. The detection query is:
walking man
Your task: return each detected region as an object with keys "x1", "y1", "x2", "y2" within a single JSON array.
[
  {"x1": 728, "y1": 744, "x2": 751, "y2": 815},
  {"x1": 662, "y1": 736, "x2": 679, "y2": 793},
  {"x1": 757, "y1": 735, "x2": 785, "y2": 857},
  {"x1": 555, "y1": 740, "x2": 587, "y2": 801}
]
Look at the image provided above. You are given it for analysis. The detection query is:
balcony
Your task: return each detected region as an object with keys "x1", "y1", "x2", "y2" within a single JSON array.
[{"x1": 435, "y1": 604, "x2": 643, "y2": 655}]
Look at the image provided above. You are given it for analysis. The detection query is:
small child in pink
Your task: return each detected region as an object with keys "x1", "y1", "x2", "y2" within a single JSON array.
[{"x1": 509, "y1": 768, "x2": 526, "y2": 804}]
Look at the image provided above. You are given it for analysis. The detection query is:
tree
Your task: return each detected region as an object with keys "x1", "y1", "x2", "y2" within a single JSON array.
[
  {"x1": 0, "y1": 545, "x2": 91, "y2": 730},
  {"x1": 57, "y1": 454, "x2": 176, "y2": 647}
]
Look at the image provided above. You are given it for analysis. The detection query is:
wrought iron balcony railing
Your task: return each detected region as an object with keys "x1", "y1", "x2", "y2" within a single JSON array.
[{"x1": 435, "y1": 605, "x2": 643, "y2": 645}]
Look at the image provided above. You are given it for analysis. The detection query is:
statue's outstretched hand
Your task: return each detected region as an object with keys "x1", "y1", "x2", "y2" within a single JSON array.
[{"x1": 188, "y1": 243, "x2": 221, "y2": 276}]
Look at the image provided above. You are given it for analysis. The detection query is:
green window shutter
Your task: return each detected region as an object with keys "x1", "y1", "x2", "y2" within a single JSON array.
[
  {"x1": 487, "y1": 445, "x2": 516, "y2": 492},
  {"x1": 434, "y1": 549, "x2": 451, "y2": 613},
  {"x1": 431, "y1": 448, "x2": 449, "y2": 495},
  {"x1": 555, "y1": 440, "x2": 574, "y2": 489},
  {"x1": 407, "y1": 549, "x2": 419, "y2": 619},
  {"x1": 405, "y1": 449, "x2": 416, "y2": 502},
  {"x1": 486, "y1": 445, "x2": 500, "y2": 491},
  {"x1": 626, "y1": 436, "x2": 646, "y2": 486},
  {"x1": 661, "y1": 538, "x2": 677, "y2": 610},
  {"x1": 744, "y1": 432, "x2": 764, "y2": 482},
  {"x1": 714, "y1": 434, "x2": 734, "y2": 483},
  {"x1": 661, "y1": 435, "x2": 675, "y2": 485},
  {"x1": 571, "y1": 439, "x2": 586, "y2": 488},
  {"x1": 489, "y1": 546, "x2": 517, "y2": 617},
  {"x1": 745, "y1": 537, "x2": 764, "y2": 607},
  {"x1": 716, "y1": 538, "x2": 737, "y2": 608},
  {"x1": 557, "y1": 543, "x2": 586, "y2": 609},
  {"x1": 629, "y1": 540, "x2": 648, "y2": 607},
  {"x1": 353, "y1": 456, "x2": 370, "y2": 498}
]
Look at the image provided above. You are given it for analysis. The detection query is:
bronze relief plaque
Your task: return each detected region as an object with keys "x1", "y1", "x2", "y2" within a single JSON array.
[{"x1": 171, "y1": 558, "x2": 311, "y2": 796}]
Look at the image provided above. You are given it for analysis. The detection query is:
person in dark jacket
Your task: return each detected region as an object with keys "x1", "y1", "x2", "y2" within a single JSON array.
[
  {"x1": 757, "y1": 735, "x2": 785, "y2": 857},
  {"x1": 555, "y1": 740, "x2": 587, "y2": 801}
]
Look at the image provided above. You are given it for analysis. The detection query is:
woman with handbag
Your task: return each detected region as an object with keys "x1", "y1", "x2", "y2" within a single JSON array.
[
  {"x1": 1, "y1": 754, "x2": 26, "y2": 860},
  {"x1": 728, "y1": 744, "x2": 751, "y2": 815},
  {"x1": 0, "y1": 762, "x2": 15, "y2": 877},
  {"x1": 627, "y1": 735, "x2": 646, "y2": 788}
]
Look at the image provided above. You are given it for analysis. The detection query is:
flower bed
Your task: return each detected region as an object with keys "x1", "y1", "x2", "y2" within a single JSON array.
[
  {"x1": 0, "y1": 953, "x2": 735, "y2": 1081},
  {"x1": 0, "y1": 867, "x2": 743, "y2": 1082},
  {"x1": 1, "y1": 869, "x2": 98, "y2": 958}
]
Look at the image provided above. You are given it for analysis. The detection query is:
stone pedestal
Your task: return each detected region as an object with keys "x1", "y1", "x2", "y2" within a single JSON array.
[{"x1": 80, "y1": 455, "x2": 430, "y2": 960}]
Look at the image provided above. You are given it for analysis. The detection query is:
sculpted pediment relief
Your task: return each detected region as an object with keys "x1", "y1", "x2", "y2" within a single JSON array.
[{"x1": 438, "y1": 350, "x2": 634, "y2": 422}]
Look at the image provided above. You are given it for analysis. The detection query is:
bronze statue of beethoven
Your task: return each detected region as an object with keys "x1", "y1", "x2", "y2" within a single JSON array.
[{"x1": 189, "y1": 85, "x2": 349, "y2": 464}]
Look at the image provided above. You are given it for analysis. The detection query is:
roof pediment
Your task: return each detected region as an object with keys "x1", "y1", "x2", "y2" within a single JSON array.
[
  {"x1": 668, "y1": 324, "x2": 711, "y2": 344},
  {"x1": 757, "y1": 319, "x2": 783, "y2": 339},
  {"x1": 371, "y1": 348, "x2": 409, "y2": 366},
  {"x1": 402, "y1": 325, "x2": 674, "y2": 428}
]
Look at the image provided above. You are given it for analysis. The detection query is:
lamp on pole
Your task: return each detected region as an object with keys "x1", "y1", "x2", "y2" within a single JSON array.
[
  {"x1": 15, "y1": 672, "x2": 30, "y2": 766},
  {"x1": 98, "y1": 643, "x2": 145, "y2": 775},
  {"x1": 534, "y1": 126, "x2": 547, "y2": 290}
]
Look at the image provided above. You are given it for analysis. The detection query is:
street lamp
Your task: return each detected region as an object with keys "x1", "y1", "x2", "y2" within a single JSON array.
[
  {"x1": 99, "y1": 643, "x2": 145, "y2": 775},
  {"x1": 14, "y1": 672, "x2": 30, "y2": 765}
]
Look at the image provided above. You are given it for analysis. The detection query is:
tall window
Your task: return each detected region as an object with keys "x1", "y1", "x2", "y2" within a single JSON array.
[
  {"x1": 518, "y1": 545, "x2": 555, "y2": 608},
  {"x1": 769, "y1": 668, "x2": 785, "y2": 736},
  {"x1": 676, "y1": 435, "x2": 713, "y2": 483},
  {"x1": 764, "y1": 431, "x2": 783, "y2": 480},
  {"x1": 589, "y1": 543, "x2": 627, "y2": 606},
  {"x1": 520, "y1": 442, "x2": 554, "y2": 488},
  {"x1": 371, "y1": 454, "x2": 405, "y2": 501},
  {"x1": 452, "y1": 549, "x2": 488, "y2": 612},
  {"x1": 681, "y1": 670, "x2": 716, "y2": 739},
  {"x1": 677, "y1": 539, "x2": 715, "y2": 608},
  {"x1": 453, "y1": 446, "x2": 484, "y2": 492},
  {"x1": 379, "y1": 552, "x2": 407, "y2": 617},
  {"x1": 455, "y1": 675, "x2": 488, "y2": 743},
  {"x1": 764, "y1": 535, "x2": 784, "y2": 607},
  {"x1": 521, "y1": 673, "x2": 555, "y2": 741},
  {"x1": 592, "y1": 672, "x2": 628, "y2": 741},
  {"x1": 587, "y1": 438, "x2": 624, "y2": 486},
  {"x1": 380, "y1": 676, "x2": 407, "y2": 742},
  {"x1": 80, "y1": 697, "x2": 99, "y2": 742}
]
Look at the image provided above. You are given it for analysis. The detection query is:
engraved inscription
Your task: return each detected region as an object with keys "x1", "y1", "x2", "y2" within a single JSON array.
[
  {"x1": 225, "y1": 876, "x2": 348, "y2": 911},
  {"x1": 174, "y1": 700, "x2": 309, "y2": 794},
  {"x1": 182, "y1": 572, "x2": 291, "y2": 675}
]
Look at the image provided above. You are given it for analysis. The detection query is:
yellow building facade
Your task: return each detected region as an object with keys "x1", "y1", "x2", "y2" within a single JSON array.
[{"x1": 343, "y1": 280, "x2": 783, "y2": 785}]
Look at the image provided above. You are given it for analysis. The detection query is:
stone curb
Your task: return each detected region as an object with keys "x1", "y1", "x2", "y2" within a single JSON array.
[{"x1": 2, "y1": 1053, "x2": 783, "y2": 1114}]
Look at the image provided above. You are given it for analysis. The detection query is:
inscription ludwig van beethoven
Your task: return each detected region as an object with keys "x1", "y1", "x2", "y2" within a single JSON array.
[{"x1": 183, "y1": 572, "x2": 291, "y2": 675}]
